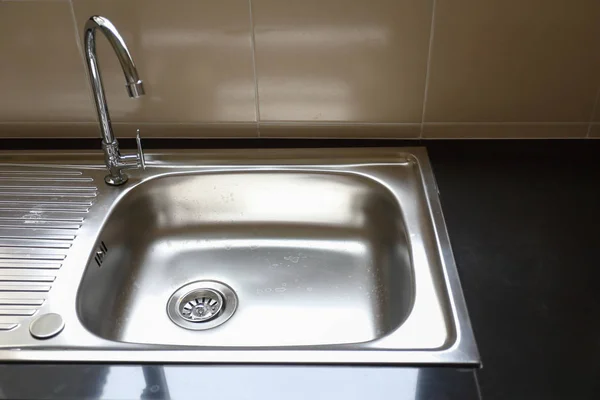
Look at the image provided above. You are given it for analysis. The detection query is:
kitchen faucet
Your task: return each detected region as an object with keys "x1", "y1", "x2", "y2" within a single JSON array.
[{"x1": 84, "y1": 15, "x2": 145, "y2": 186}]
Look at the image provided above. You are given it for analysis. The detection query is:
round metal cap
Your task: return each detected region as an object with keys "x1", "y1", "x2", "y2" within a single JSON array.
[{"x1": 29, "y1": 313, "x2": 65, "y2": 339}]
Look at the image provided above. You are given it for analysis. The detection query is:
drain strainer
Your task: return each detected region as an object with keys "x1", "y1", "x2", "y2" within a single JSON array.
[
  {"x1": 179, "y1": 289, "x2": 223, "y2": 322},
  {"x1": 167, "y1": 280, "x2": 237, "y2": 331}
]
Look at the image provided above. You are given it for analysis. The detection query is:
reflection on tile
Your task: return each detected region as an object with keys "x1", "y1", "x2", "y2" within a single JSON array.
[
  {"x1": 111, "y1": 122, "x2": 257, "y2": 138},
  {"x1": 589, "y1": 123, "x2": 600, "y2": 137},
  {"x1": 0, "y1": 122, "x2": 97, "y2": 138},
  {"x1": 72, "y1": 0, "x2": 256, "y2": 124},
  {"x1": 253, "y1": 0, "x2": 433, "y2": 123},
  {"x1": 423, "y1": 123, "x2": 588, "y2": 139},
  {"x1": 425, "y1": 0, "x2": 600, "y2": 122},
  {"x1": 0, "y1": 1, "x2": 93, "y2": 122},
  {"x1": 260, "y1": 123, "x2": 420, "y2": 138},
  {"x1": 594, "y1": 95, "x2": 600, "y2": 122}
]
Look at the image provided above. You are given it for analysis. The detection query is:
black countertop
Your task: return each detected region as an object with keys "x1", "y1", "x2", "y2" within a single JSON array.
[
  {"x1": 1, "y1": 139, "x2": 598, "y2": 399},
  {"x1": 428, "y1": 140, "x2": 600, "y2": 400}
]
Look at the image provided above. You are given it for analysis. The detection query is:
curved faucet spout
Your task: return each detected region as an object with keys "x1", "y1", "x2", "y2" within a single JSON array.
[{"x1": 83, "y1": 15, "x2": 145, "y2": 186}]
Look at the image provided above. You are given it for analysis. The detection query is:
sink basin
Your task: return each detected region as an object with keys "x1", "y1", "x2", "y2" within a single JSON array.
[
  {"x1": 0, "y1": 147, "x2": 479, "y2": 365},
  {"x1": 78, "y1": 171, "x2": 413, "y2": 346}
]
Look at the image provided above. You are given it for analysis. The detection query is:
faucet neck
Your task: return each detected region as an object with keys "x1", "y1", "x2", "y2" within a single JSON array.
[
  {"x1": 83, "y1": 15, "x2": 144, "y2": 144},
  {"x1": 83, "y1": 16, "x2": 146, "y2": 186}
]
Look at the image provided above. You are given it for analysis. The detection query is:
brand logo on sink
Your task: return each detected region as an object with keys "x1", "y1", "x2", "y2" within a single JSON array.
[{"x1": 94, "y1": 241, "x2": 109, "y2": 267}]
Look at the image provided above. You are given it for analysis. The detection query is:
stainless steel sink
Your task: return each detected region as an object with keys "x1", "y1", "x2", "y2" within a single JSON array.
[
  {"x1": 0, "y1": 147, "x2": 479, "y2": 365},
  {"x1": 78, "y1": 171, "x2": 414, "y2": 347}
]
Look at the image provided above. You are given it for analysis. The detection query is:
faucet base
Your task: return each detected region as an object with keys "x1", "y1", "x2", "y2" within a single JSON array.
[{"x1": 105, "y1": 173, "x2": 128, "y2": 186}]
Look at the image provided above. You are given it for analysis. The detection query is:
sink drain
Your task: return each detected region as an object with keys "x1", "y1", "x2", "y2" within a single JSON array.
[
  {"x1": 167, "y1": 281, "x2": 237, "y2": 330},
  {"x1": 179, "y1": 289, "x2": 223, "y2": 322}
]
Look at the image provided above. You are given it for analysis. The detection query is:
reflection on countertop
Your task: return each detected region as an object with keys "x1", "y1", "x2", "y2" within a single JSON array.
[{"x1": 0, "y1": 365, "x2": 479, "y2": 400}]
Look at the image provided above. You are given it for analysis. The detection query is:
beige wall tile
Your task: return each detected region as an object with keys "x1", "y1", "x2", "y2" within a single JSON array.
[
  {"x1": 423, "y1": 123, "x2": 587, "y2": 139},
  {"x1": 253, "y1": 0, "x2": 433, "y2": 123},
  {"x1": 425, "y1": 0, "x2": 600, "y2": 123},
  {"x1": 259, "y1": 123, "x2": 420, "y2": 138},
  {"x1": 0, "y1": 1, "x2": 93, "y2": 122},
  {"x1": 72, "y1": 0, "x2": 256, "y2": 124}
]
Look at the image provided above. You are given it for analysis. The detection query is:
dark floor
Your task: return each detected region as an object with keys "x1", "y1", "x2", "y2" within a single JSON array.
[{"x1": 428, "y1": 140, "x2": 600, "y2": 400}]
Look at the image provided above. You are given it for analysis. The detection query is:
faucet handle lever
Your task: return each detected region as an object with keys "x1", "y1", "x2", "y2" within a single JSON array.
[{"x1": 136, "y1": 129, "x2": 146, "y2": 170}]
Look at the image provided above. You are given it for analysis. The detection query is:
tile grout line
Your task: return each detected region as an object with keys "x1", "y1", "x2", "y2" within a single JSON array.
[
  {"x1": 2, "y1": 0, "x2": 69, "y2": 2},
  {"x1": 0, "y1": 121, "x2": 591, "y2": 126},
  {"x1": 0, "y1": 122, "x2": 257, "y2": 127},
  {"x1": 68, "y1": 0, "x2": 96, "y2": 119},
  {"x1": 68, "y1": 0, "x2": 84, "y2": 61},
  {"x1": 419, "y1": 0, "x2": 438, "y2": 139},
  {"x1": 586, "y1": 84, "x2": 600, "y2": 138},
  {"x1": 248, "y1": 0, "x2": 261, "y2": 138},
  {"x1": 424, "y1": 121, "x2": 588, "y2": 126}
]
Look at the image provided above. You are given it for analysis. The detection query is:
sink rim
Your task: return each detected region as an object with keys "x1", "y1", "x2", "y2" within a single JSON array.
[{"x1": 0, "y1": 147, "x2": 480, "y2": 366}]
